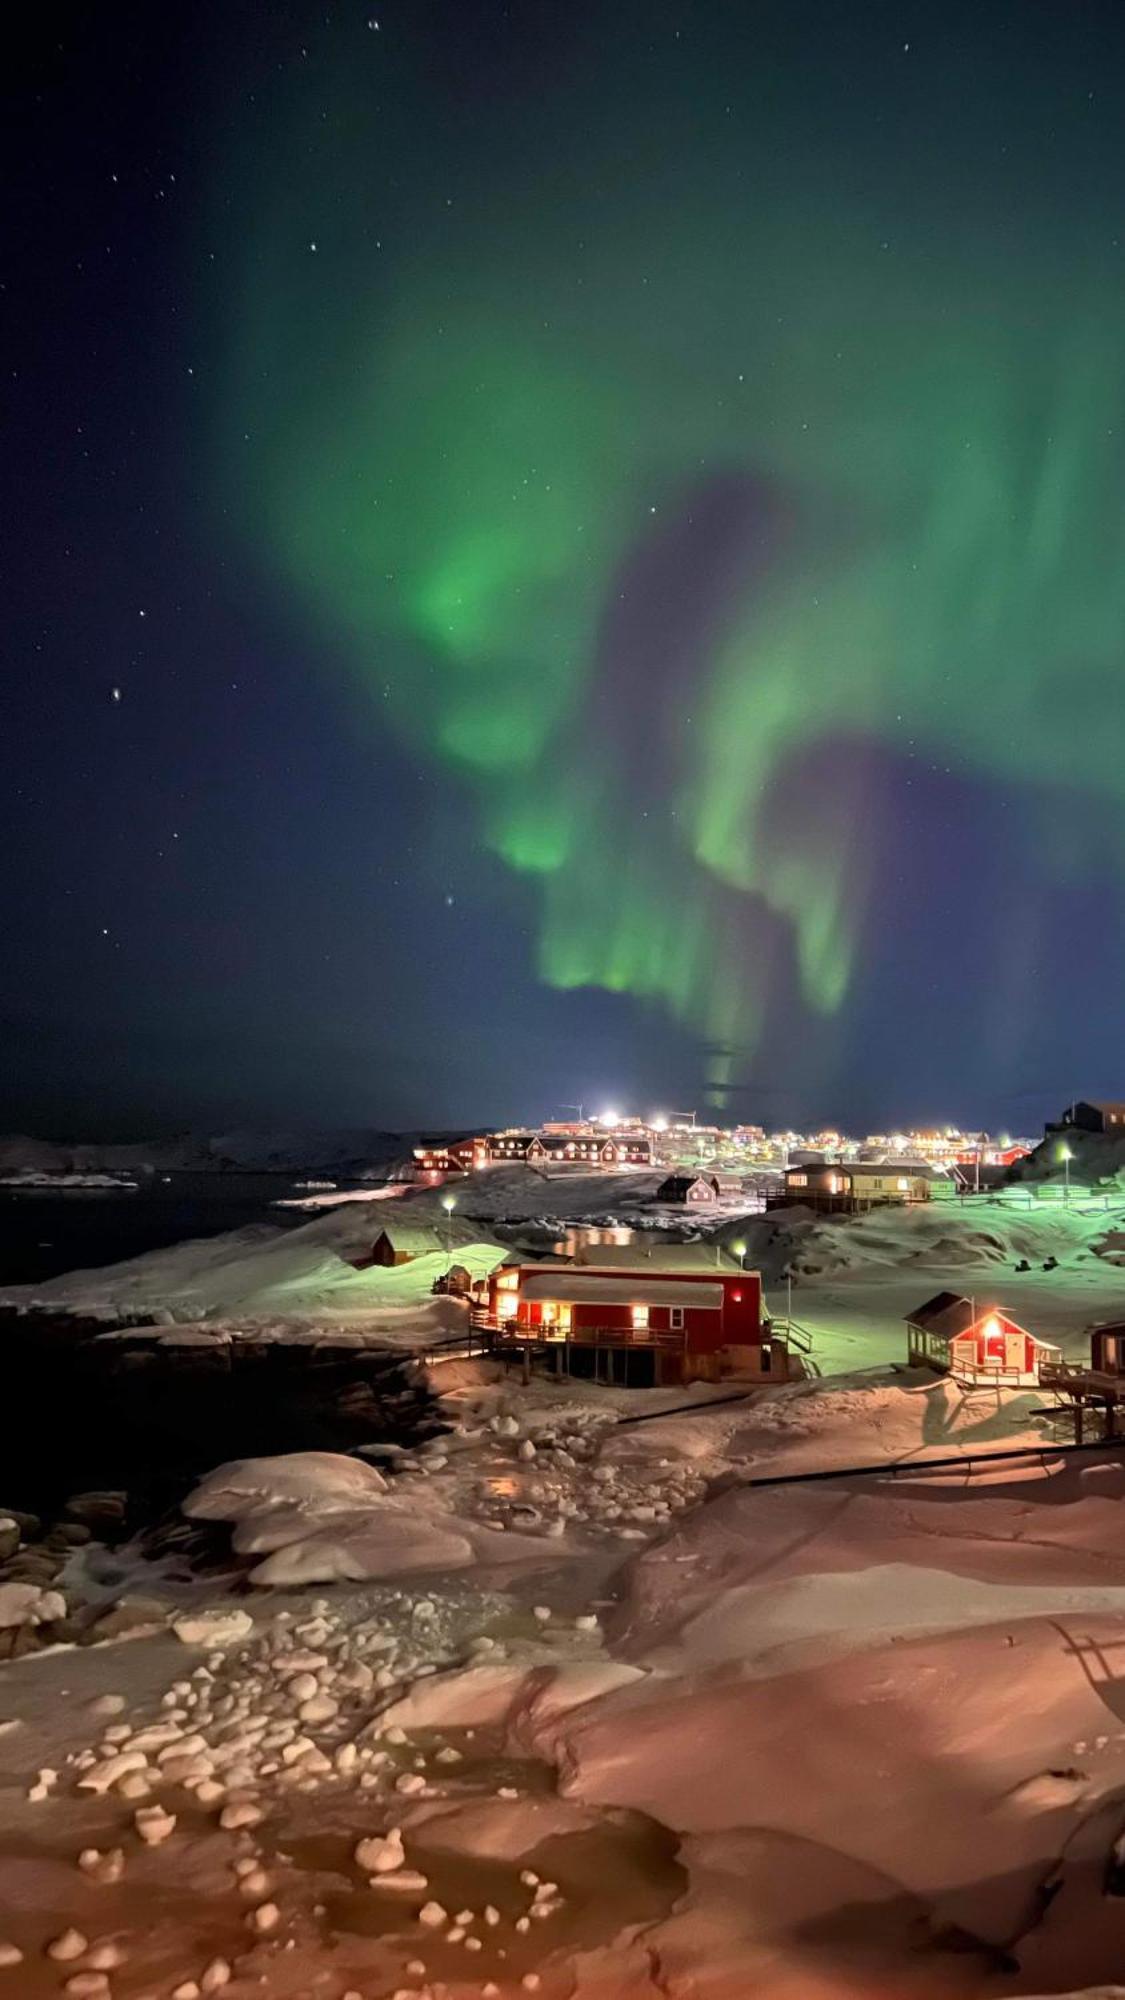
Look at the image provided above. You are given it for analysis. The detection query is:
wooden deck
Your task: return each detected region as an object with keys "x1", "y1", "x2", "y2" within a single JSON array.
[{"x1": 1037, "y1": 1359, "x2": 1125, "y2": 1440}]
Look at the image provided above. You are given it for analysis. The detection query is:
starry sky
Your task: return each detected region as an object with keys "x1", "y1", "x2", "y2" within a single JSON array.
[{"x1": 5, "y1": 0, "x2": 1125, "y2": 1137}]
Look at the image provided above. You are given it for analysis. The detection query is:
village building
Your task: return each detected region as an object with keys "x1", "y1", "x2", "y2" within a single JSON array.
[
  {"x1": 770, "y1": 1162, "x2": 933, "y2": 1212},
  {"x1": 412, "y1": 1137, "x2": 488, "y2": 1175},
  {"x1": 905, "y1": 1292, "x2": 1058, "y2": 1386},
  {"x1": 654, "y1": 1172, "x2": 719, "y2": 1205},
  {"x1": 1051, "y1": 1100, "x2": 1125, "y2": 1135},
  {"x1": 481, "y1": 1256, "x2": 784, "y2": 1385},
  {"x1": 533, "y1": 1133, "x2": 652, "y2": 1167},
  {"x1": 354, "y1": 1222, "x2": 466, "y2": 1269},
  {"x1": 1035, "y1": 1321, "x2": 1125, "y2": 1441},
  {"x1": 1089, "y1": 1321, "x2": 1125, "y2": 1374}
]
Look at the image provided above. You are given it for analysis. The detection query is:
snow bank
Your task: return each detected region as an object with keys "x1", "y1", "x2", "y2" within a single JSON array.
[
  {"x1": 0, "y1": 1198, "x2": 505, "y2": 1327},
  {"x1": 183, "y1": 1451, "x2": 556, "y2": 1585}
]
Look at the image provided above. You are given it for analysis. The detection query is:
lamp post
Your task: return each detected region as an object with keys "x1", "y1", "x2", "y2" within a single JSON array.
[
  {"x1": 1059, "y1": 1144, "x2": 1071, "y2": 1207},
  {"x1": 732, "y1": 1239, "x2": 747, "y2": 1270},
  {"x1": 441, "y1": 1192, "x2": 456, "y2": 1271}
]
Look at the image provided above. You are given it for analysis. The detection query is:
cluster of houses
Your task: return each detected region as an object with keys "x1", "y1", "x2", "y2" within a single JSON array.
[{"x1": 413, "y1": 1128, "x2": 655, "y2": 1175}]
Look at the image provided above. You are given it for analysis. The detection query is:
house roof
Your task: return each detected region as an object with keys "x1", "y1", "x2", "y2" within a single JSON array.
[
  {"x1": 374, "y1": 1221, "x2": 474, "y2": 1255},
  {"x1": 906, "y1": 1291, "x2": 1046, "y2": 1344},
  {"x1": 574, "y1": 1242, "x2": 740, "y2": 1272},
  {"x1": 656, "y1": 1174, "x2": 714, "y2": 1196},
  {"x1": 519, "y1": 1273, "x2": 724, "y2": 1309}
]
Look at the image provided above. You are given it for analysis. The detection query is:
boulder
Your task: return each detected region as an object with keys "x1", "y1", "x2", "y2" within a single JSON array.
[
  {"x1": 172, "y1": 1608, "x2": 253, "y2": 1648},
  {"x1": 64, "y1": 1492, "x2": 128, "y2": 1533},
  {"x1": 0, "y1": 1581, "x2": 64, "y2": 1629}
]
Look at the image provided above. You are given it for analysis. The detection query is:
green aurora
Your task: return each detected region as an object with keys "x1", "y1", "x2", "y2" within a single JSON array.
[{"x1": 213, "y1": 9, "x2": 1125, "y2": 1092}]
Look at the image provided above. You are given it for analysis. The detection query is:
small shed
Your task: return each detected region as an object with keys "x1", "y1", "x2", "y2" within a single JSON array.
[
  {"x1": 357, "y1": 1224, "x2": 447, "y2": 1269},
  {"x1": 432, "y1": 1262, "x2": 473, "y2": 1296},
  {"x1": 906, "y1": 1292, "x2": 1057, "y2": 1386},
  {"x1": 655, "y1": 1174, "x2": 718, "y2": 1205},
  {"x1": 1090, "y1": 1321, "x2": 1125, "y2": 1375}
]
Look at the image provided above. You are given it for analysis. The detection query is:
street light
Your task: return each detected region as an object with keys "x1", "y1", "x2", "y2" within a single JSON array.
[
  {"x1": 732, "y1": 1239, "x2": 747, "y2": 1270},
  {"x1": 1058, "y1": 1143, "x2": 1071, "y2": 1206},
  {"x1": 441, "y1": 1192, "x2": 457, "y2": 1270}
]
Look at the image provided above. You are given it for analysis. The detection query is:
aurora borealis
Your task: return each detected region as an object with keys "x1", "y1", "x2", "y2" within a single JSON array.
[{"x1": 6, "y1": 0, "x2": 1125, "y2": 1129}]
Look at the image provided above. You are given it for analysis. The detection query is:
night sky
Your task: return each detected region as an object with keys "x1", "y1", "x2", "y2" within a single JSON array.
[{"x1": 5, "y1": 1, "x2": 1125, "y2": 1138}]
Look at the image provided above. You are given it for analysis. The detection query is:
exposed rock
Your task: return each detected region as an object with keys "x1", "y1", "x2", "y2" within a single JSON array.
[
  {"x1": 83, "y1": 1595, "x2": 171, "y2": 1644},
  {"x1": 64, "y1": 1492, "x2": 128, "y2": 1532},
  {"x1": 46, "y1": 1929, "x2": 88, "y2": 1961},
  {"x1": 135, "y1": 1804, "x2": 176, "y2": 1845},
  {"x1": 0, "y1": 1581, "x2": 63, "y2": 1629},
  {"x1": 172, "y1": 1609, "x2": 253, "y2": 1648}
]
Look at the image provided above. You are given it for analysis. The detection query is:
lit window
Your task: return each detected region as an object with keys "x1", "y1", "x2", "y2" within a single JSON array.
[
  {"x1": 496, "y1": 1271, "x2": 518, "y2": 1290},
  {"x1": 631, "y1": 1305, "x2": 649, "y2": 1329},
  {"x1": 496, "y1": 1293, "x2": 518, "y2": 1319}
]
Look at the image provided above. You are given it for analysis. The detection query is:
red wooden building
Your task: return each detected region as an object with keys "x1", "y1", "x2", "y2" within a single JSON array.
[
  {"x1": 484, "y1": 1259, "x2": 775, "y2": 1385},
  {"x1": 906, "y1": 1292, "x2": 1058, "y2": 1386}
]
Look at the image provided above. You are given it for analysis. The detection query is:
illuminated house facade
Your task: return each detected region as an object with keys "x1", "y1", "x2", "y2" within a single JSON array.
[
  {"x1": 772, "y1": 1163, "x2": 932, "y2": 1211},
  {"x1": 906, "y1": 1292, "x2": 1058, "y2": 1386},
  {"x1": 412, "y1": 1138, "x2": 488, "y2": 1174},
  {"x1": 484, "y1": 1260, "x2": 772, "y2": 1385},
  {"x1": 414, "y1": 1130, "x2": 653, "y2": 1173}
]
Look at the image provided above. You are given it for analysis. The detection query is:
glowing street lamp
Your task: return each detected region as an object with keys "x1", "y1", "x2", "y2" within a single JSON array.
[
  {"x1": 1058, "y1": 1143, "x2": 1071, "y2": 1206},
  {"x1": 732, "y1": 1238, "x2": 747, "y2": 1270},
  {"x1": 441, "y1": 1191, "x2": 457, "y2": 1269}
]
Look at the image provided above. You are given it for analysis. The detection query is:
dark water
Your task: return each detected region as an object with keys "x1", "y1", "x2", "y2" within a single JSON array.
[
  {"x1": 0, "y1": 1172, "x2": 369, "y2": 1285},
  {"x1": 0, "y1": 1175, "x2": 443, "y2": 1525}
]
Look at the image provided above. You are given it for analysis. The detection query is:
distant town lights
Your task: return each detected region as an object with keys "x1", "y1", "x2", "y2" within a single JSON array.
[{"x1": 598, "y1": 1108, "x2": 621, "y2": 1127}]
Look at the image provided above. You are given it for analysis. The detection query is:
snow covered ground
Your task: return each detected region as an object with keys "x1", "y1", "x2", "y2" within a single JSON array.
[
  {"x1": 0, "y1": 1197, "x2": 508, "y2": 1331},
  {"x1": 4, "y1": 1371, "x2": 1125, "y2": 1996},
  {"x1": 10, "y1": 1171, "x2": 1122, "y2": 1377},
  {"x1": 4, "y1": 1174, "x2": 1125, "y2": 1992}
]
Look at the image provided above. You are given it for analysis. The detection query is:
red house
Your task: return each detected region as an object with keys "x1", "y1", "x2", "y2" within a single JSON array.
[
  {"x1": 906, "y1": 1292, "x2": 1058, "y2": 1386},
  {"x1": 484, "y1": 1259, "x2": 776, "y2": 1386}
]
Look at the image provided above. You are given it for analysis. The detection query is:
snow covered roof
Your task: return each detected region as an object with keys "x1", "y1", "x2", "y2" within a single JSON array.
[
  {"x1": 519, "y1": 1273, "x2": 724, "y2": 1308},
  {"x1": 573, "y1": 1243, "x2": 737, "y2": 1272}
]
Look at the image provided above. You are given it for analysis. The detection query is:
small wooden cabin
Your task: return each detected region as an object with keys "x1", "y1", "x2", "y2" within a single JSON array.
[
  {"x1": 655, "y1": 1173, "x2": 718, "y2": 1206},
  {"x1": 906, "y1": 1292, "x2": 1057, "y2": 1386},
  {"x1": 356, "y1": 1224, "x2": 447, "y2": 1269},
  {"x1": 772, "y1": 1163, "x2": 932, "y2": 1212}
]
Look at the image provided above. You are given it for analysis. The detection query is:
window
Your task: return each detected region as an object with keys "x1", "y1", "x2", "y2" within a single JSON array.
[
  {"x1": 631, "y1": 1305, "x2": 649, "y2": 1329},
  {"x1": 669, "y1": 1307, "x2": 684, "y2": 1330}
]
